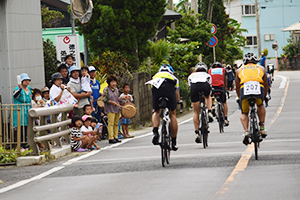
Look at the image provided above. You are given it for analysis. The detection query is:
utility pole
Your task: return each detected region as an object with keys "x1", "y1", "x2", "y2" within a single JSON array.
[
  {"x1": 207, "y1": 0, "x2": 215, "y2": 62},
  {"x1": 169, "y1": 0, "x2": 175, "y2": 31},
  {"x1": 70, "y1": 0, "x2": 75, "y2": 34},
  {"x1": 255, "y1": 0, "x2": 261, "y2": 55}
]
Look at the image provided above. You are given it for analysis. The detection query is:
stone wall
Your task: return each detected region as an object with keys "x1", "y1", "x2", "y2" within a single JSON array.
[{"x1": 278, "y1": 57, "x2": 300, "y2": 70}]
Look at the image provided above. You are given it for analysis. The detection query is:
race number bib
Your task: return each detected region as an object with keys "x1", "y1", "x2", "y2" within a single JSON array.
[{"x1": 244, "y1": 81, "x2": 261, "y2": 95}]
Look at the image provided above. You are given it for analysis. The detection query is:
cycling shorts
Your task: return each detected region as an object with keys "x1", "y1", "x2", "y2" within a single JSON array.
[
  {"x1": 240, "y1": 85, "x2": 265, "y2": 113},
  {"x1": 211, "y1": 86, "x2": 226, "y2": 103},
  {"x1": 190, "y1": 82, "x2": 211, "y2": 103},
  {"x1": 152, "y1": 80, "x2": 177, "y2": 111}
]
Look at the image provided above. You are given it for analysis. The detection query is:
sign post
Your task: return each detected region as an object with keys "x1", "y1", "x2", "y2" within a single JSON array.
[
  {"x1": 55, "y1": 35, "x2": 81, "y2": 67},
  {"x1": 207, "y1": 24, "x2": 218, "y2": 62}
]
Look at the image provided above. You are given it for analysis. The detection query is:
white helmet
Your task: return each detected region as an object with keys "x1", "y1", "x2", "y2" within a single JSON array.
[
  {"x1": 243, "y1": 52, "x2": 259, "y2": 65},
  {"x1": 159, "y1": 64, "x2": 174, "y2": 74},
  {"x1": 195, "y1": 62, "x2": 208, "y2": 72}
]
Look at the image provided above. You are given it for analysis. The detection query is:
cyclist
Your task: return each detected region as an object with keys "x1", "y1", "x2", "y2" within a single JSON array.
[
  {"x1": 267, "y1": 62, "x2": 274, "y2": 81},
  {"x1": 235, "y1": 52, "x2": 268, "y2": 145},
  {"x1": 150, "y1": 64, "x2": 179, "y2": 151},
  {"x1": 188, "y1": 62, "x2": 213, "y2": 143},
  {"x1": 208, "y1": 62, "x2": 229, "y2": 126}
]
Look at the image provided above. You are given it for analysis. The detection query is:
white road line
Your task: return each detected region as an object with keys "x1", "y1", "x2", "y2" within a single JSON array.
[{"x1": 277, "y1": 75, "x2": 287, "y2": 89}]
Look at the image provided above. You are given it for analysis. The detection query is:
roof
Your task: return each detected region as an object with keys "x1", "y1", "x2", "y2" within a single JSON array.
[
  {"x1": 282, "y1": 21, "x2": 300, "y2": 32},
  {"x1": 162, "y1": 9, "x2": 182, "y2": 21}
]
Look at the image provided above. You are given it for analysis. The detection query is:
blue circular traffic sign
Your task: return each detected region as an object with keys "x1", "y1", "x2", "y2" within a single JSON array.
[
  {"x1": 208, "y1": 36, "x2": 218, "y2": 47},
  {"x1": 211, "y1": 24, "x2": 217, "y2": 34}
]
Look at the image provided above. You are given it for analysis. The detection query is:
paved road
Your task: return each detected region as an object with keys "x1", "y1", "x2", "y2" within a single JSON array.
[{"x1": 1, "y1": 71, "x2": 300, "y2": 200}]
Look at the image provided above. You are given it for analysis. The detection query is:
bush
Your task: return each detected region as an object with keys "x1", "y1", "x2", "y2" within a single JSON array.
[
  {"x1": 179, "y1": 79, "x2": 191, "y2": 107},
  {"x1": 0, "y1": 147, "x2": 32, "y2": 163},
  {"x1": 281, "y1": 35, "x2": 299, "y2": 60},
  {"x1": 43, "y1": 39, "x2": 60, "y2": 87}
]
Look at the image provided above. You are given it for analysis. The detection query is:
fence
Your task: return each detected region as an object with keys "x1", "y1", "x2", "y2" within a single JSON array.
[
  {"x1": 27, "y1": 104, "x2": 73, "y2": 155},
  {"x1": 0, "y1": 103, "x2": 31, "y2": 155}
]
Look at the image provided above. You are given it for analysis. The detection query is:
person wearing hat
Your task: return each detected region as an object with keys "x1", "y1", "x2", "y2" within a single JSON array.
[
  {"x1": 89, "y1": 66, "x2": 102, "y2": 121},
  {"x1": 41, "y1": 86, "x2": 50, "y2": 102},
  {"x1": 12, "y1": 73, "x2": 32, "y2": 146},
  {"x1": 68, "y1": 66, "x2": 91, "y2": 116},
  {"x1": 50, "y1": 72, "x2": 71, "y2": 104}
]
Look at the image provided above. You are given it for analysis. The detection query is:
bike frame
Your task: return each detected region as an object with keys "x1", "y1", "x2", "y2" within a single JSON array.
[{"x1": 248, "y1": 97, "x2": 261, "y2": 160}]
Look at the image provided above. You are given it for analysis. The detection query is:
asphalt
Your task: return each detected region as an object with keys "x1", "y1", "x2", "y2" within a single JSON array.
[{"x1": 1, "y1": 71, "x2": 300, "y2": 200}]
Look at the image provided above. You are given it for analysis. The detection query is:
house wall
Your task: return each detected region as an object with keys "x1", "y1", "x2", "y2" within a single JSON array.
[{"x1": 0, "y1": 0, "x2": 45, "y2": 104}]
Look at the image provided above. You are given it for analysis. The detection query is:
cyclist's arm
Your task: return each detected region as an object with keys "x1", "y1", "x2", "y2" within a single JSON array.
[
  {"x1": 224, "y1": 74, "x2": 228, "y2": 90},
  {"x1": 235, "y1": 69, "x2": 241, "y2": 97},
  {"x1": 176, "y1": 90, "x2": 179, "y2": 102}
]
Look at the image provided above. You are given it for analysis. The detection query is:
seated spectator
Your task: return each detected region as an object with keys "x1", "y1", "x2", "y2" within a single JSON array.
[
  {"x1": 80, "y1": 115, "x2": 100, "y2": 150},
  {"x1": 91, "y1": 117, "x2": 103, "y2": 140}
]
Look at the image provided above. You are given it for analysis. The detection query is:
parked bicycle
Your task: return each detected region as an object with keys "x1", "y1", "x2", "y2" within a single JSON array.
[
  {"x1": 212, "y1": 89, "x2": 225, "y2": 133},
  {"x1": 158, "y1": 97, "x2": 172, "y2": 167}
]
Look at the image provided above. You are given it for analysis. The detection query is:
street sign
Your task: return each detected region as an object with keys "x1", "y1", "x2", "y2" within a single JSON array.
[
  {"x1": 55, "y1": 35, "x2": 80, "y2": 67},
  {"x1": 208, "y1": 36, "x2": 218, "y2": 47},
  {"x1": 211, "y1": 24, "x2": 217, "y2": 34}
]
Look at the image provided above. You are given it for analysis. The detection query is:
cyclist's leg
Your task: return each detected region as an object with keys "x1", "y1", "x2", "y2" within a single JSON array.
[
  {"x1": 190, "y1": 83, "x2": 201, "y2": 131},
  {"x1": 256, "y1": 98, "x2": 267, "y2": 138},
  {"x1": 240, "y1": 93, "x2": 251, "y2": 145},
  {"x1": 192, "y1": 102, "x2": 200, "y2": 131},
  {"x1": 151, "y1": 109, "x2": 161, "y2": 145}
]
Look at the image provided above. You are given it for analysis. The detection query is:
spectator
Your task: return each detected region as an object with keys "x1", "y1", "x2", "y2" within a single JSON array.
[
  {"x1": 65, "y1": 54, "x2": 74, "y2": 71},
  {"x1": 89, "y1": 66, "x2": 102, "y2": 121},
  {"x1": 41, "y1": 86, "x2": 50, "y2": 102},
  {"x1": 57, "y1": 64, "x2": 69, "y2": 84},
  {"x1": 260, "y1": 53, "x2": 266, "y2": 68},
  {"x1": 80, "y1": 66, "x2": 94, "y2": 111},
  {"x1": 68, "y1": 66, "x2": 91, "y2": 116},
  {"x1": 120, "y1": 84, "x2": 134, "y2": 138},
  {"x1": 102, "y1": 75, "x2": 122, "y2": 144},
  {"x1": 226, "y1": 65, "x2": 235, "y2": 91},
  {"x1": 70, "y1": 116, "x2": 88, "y2": 152},
  {"x1": 80, "y1": 115, "x2": 100, "y2": 150},
  {"x1": 91, "y1": 117, "x2": 102, "y2": 140},
  {"x1": 49, "y1": 72, "x2": 71, "y2": 104},
  {"x1": 31, "y1": 88, "x2": 44, "y2": 108},
  {"x1": 83, "y1": 104, "x2": 93, "y2": 117},
  {"x1": 12, "y1": 73, "x2": 32, "y2": 146}
]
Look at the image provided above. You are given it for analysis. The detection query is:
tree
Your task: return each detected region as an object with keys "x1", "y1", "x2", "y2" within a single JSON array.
[
  {"x1": 43, "y1": 39, "x2": 60, "y2": 87},
  {"x1": 41, "y1": 5, "x2": 64, "y2": 29},
  {"x1": 77, "y1": 0, "x2": 166, "y2": 70}
]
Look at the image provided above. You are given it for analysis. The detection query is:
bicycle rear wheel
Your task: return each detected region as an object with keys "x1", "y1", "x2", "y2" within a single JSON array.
[
  {"x1": 201, "y1": 110, "x2": 208, "y2": 148},
  {"x1": 161, "y1": 120, "x2": 170, "y2": 167},
  {"x1": 250, "y1": 112, "x2": 259, "y2": 160},
  {"x1": 217, "y1": 103, "x2": 224, "y2": 133}
]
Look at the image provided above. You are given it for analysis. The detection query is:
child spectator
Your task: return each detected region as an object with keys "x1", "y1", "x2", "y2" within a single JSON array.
[
  {"x1": 91, "y1": 117, "x2": 103, "y2": 140},
  {"x1": 80, "y1": 115, "x2": 100, "y2": 150},
  {"x1": 41, "y1": 86, "x2": 50, "y2": 102},
  {"x1": 83, "y1": 104, "x2": 93, "y2": 117},
  {"x1": 70, "y1": 116, "x2": 88, "y2": 152},
  {"x1": 120, "y1": 83, "x2": 134, "y2": 138},
  {"x1": 81, "y1": 66, "x2": 95, "y2": 111}
]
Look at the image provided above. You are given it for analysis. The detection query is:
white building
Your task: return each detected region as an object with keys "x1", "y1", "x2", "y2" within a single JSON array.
[{"x1": 0, "y1": 0, "x2": 45, "y2": 104}]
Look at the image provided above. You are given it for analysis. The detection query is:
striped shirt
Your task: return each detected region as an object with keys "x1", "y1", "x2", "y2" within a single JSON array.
[{"x1": 70, "y1": 127, "x2": 83, "y2": 150}]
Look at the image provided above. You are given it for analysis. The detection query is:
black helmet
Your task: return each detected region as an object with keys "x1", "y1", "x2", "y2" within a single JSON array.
[
  {"x1": 211, "y1": 62, "x2": 223, "y2": 68},
  {"x1": 243, "y1": 52, "x2": 259, "y2": 65},
  {"x1": 51, "y1": 72, "x2": 63, "y2": 82}
]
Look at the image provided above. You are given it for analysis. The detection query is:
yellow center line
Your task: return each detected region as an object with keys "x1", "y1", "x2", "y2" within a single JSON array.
[
  {"x1": 212, "y1": 76, "x2": 290, "y2": 199},
  {"x1": 0, "y1": 179, "x2": 4, "y2": 184}
]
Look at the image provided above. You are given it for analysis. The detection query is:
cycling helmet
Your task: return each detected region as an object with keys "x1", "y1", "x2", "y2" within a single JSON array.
[
  {"x1": 243, "y1": 52, "x2": 259, "y2": 65},
  {"x1": 195, "y1": 62, "x2": 208, "y2": 72},
  {"x1": 159, "y1": 64, "x2": 174, "y2": 74},
  {"x1": 211, "y1": 62, "x2": 223, "y2": 68}
]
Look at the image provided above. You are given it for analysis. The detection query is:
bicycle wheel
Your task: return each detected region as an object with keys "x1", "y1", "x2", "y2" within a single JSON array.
[
  {"x1": 161, "y1": 120, "x2": 167, "y2": 167},
  {"x1": 165, "y1": 124, "x2": 171, "y2": 164},
  {"x1": 250, "y1": 112, "x2": 259, "y2": 160},
  {"x1": 217, "y1": 103, "x2": 224, "y2": 133},
  {"x1": 201, "y1": 110, "x2": 208, "y2": 148}
]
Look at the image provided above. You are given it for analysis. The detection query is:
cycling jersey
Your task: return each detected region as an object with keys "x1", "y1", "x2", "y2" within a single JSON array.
[
  {"x1": 152, "y1": 72, "x2": 179, "y2": 91},
  {"x1": 208, "y1": 67, "x2": 226, "y2": 87},
  {"x1": 188, "y1": 72, "x2": 212, "y2": 86},
  {"x1": 238, "y1": 63, "x2": 264, "y2": 85}
]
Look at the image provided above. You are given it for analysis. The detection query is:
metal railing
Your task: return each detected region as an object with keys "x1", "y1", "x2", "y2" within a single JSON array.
[
  {"x1": 0, "y1": 103, "x2": 31, "y2": 155},
  {"x1": 27, "y1": 104, "x2": 73, "y2": 155}
]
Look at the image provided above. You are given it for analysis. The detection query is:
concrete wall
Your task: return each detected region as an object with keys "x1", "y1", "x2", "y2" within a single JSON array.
[
  {"x1": 278, "y1": 57, "x2": 300, "y2": 71},
  {"x1": 0, "y1": 0, "x2": 45, "y2": 104}
]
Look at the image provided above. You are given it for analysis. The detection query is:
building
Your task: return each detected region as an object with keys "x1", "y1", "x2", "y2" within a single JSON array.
[
  {"x1": 223, "y1": 0, "x2": 300, "y2": 57},
  {"x1": 0, "y1": 0, "x2": 44, "y2": 104}
]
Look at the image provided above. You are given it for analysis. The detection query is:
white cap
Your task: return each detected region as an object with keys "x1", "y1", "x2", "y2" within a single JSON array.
[{"x1": 89, "y1": 66, "x2": 96, "y2": 72}]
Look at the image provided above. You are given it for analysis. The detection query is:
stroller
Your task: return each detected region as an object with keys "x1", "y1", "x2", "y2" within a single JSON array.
[{"x1": 100, "y1": 113, "x2": 124, "y2": 140}]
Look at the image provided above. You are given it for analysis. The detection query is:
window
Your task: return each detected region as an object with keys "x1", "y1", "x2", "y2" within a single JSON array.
[
  {"x1": 246, "y1": 36, "x2": 257, "y2": 46},
  {"x1": 242, "y1": 5, "x2": 256, "y2": 16},
  {"x1": 264, "y1": 34, "x2": 275, "y2": 41}
]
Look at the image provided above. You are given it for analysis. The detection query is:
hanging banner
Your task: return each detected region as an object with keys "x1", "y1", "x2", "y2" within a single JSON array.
[{"x1": 55, "y1": 35, "x2": 81, "y2": 66}]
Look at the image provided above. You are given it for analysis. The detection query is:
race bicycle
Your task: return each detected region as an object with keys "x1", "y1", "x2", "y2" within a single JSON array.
[
  {"x1": 198, "y1": 92, "x2": 209, "y2": 148},
  {"x1": 212, "y1": 89, "x2": 225, "y2": 133},
  {"x1": 158, "y1": 97, "x2": 172, "y2": 167}
]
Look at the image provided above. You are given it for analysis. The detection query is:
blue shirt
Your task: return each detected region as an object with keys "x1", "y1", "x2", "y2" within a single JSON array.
[
  {"x1": 90, "y1": 79, "x2": 101, "y2": 108},
  {"x1": 260, "y1": 56, "x2": 266, "y2": 67}
]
